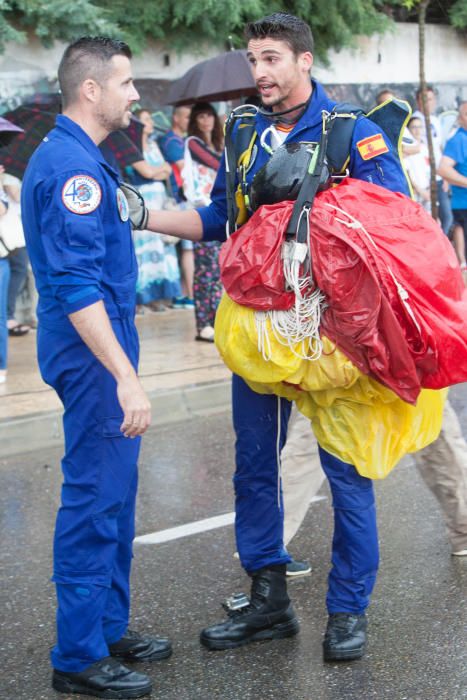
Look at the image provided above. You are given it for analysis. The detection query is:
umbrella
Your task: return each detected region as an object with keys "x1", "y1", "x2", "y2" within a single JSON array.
[
  {"x1": 100, "y1": 117, "x2": 144, "y2": 170},
  {"x1": 165, "y1": 50, "x2": 257, "y2": 106},
  {"x1": 0, "y1": 116, "x2": 24, "y2": 148},
  {"x1": 0, "y1": 105, "x2": 57, "y2": 178},
  {"x1": 0, "y1": 95, "x2": 144, "y2": 178}
]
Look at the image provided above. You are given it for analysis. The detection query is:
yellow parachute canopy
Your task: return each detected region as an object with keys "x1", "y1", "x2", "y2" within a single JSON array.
[{"x1": 215, "y1": 293, "x2": 446, "y2": 479}]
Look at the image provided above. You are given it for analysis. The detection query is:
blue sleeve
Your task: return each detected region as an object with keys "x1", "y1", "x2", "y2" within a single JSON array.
[
  {"x1": 444, "y1": 133, "x2": 461, "y2": 164},
  {"x1": 350, "y1": 117, "x2": 410, "y2": 196},
  {"x1": 39, "y1": 169, "x2": 105, "y2": 315},
  {"x1": 196, "y1": 150, "x2": 229, "y2": 241}
]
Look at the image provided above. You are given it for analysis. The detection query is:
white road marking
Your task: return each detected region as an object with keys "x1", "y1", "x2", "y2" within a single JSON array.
[{"x1": 134, "y1": 496, "x2": 326, "y2": 545}]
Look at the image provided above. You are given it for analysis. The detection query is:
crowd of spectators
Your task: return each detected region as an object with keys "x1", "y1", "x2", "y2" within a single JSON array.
[{"x1": 0, "y1": 85, "x2": 466, "y2": 384}]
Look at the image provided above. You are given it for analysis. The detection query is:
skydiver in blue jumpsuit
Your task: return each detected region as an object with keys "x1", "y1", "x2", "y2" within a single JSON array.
[
  {"x1": 123, "y1": 13, "x2": 409, "y2": 662},
  {"x1": 22, "y1": 38, "x2": 171, "y2": 699}
]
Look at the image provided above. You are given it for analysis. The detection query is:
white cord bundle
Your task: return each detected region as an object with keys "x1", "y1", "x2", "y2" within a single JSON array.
[{"x1": 255, "y1": 206, "x2": 327, "y2": 362}]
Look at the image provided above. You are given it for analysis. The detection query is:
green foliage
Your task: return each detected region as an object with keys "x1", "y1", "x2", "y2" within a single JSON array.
[
  {"x1": 0, "y1": 0, "x2": 121, "y2": 52},
  {"x1": 0, "y1": 1, "x2": 25, "y2": 48},
  {"x1": 93, "y1": 0, "x2": 391, "y2": 58},
  {"x1": 449, "y1": 0, "x2": 467, "y2": 29},
  {"x1": 0, "y1": 0, "x2": 464, "y2": 56}
]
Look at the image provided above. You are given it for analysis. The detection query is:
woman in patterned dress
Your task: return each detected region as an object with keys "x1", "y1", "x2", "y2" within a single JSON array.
[
  {"x1": 183, "y1": 103, "x2": 224, "y2": 341},
  {"x1": 131, "y1": 109, "x2": 181, "y2": 312}
]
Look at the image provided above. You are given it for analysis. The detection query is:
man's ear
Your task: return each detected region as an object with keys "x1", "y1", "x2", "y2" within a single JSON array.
[
  {"x1": 80, "y1": 79, "x2": 101, "y2": 104},
  {"x1": 299, "y1": 52, "x2": 313, "y2": 74}
]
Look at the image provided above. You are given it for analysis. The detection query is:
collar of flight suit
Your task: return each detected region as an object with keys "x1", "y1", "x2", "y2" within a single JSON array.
[{"x1": 54, "y1": 114, "x2": 121, "y2": 180}]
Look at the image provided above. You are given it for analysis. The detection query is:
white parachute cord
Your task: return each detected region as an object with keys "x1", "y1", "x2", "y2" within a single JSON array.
[
  {"x1": 276, "y1": 396, "x2": 282, "y2": 509},
  {"x1": 255, "y1": 205, "x2": 327, "y2": 361},
  {"x1": 255, "y1": 311, "x2": 273, "y2": 361},
  {"x1": 323, "y1": 202, "x2": 422, "y2": 335}
]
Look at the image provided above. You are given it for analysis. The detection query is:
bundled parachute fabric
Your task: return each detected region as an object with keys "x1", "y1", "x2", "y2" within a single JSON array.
[
  {"x1": 220, "y1": 201, "x2": 296, "y2": 311},
  {"x1": 215, "y1": 294, "x2": 446, "y2": 479},
  {"x1": 220, "y1": 178, "x2": 467, "y2": 404}
]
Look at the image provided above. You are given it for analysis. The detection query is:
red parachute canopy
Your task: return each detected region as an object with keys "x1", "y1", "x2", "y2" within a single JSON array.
[{"x1": 220, "y1": 178, "x2": 467, "y2": 403}]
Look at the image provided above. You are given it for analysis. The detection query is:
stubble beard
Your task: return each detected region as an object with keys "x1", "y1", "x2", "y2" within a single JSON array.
[{"x1": 95, "y1": 103, "x2": 130, "y2": 134}]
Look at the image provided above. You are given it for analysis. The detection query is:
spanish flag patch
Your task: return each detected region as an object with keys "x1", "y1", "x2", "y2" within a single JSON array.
[{"x1": 356, "y1": 134, "x2": 389, "y2": 160}]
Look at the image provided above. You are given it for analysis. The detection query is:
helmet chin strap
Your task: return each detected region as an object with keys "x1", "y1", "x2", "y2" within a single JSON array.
[{"x1": 257, "y1": 95, "x2": 312, "y2": 125}]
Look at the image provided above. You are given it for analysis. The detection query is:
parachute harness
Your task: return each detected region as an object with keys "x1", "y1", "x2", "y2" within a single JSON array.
[{"x1": 255, "y1": 111, "x2": 335, "y2": 362}]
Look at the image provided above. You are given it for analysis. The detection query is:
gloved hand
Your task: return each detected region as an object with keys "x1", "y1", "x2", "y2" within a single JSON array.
[{"x1": 120, "y1": 183, "x2": 149, "y2": 230}]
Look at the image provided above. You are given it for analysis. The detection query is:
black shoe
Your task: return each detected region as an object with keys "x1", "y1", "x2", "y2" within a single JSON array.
[
  {"x1": 323, "y1": 612, "x2": 367, "y2": 661},
  {"x1": 200, "y1": 565, "x2": 300, "y2": 650},
  {"x1": 108, "y1": 628, "x2": 172, "y2": 662},
  {"x1": 52, "y1": 657, "x2": 152, "y2": 698}
]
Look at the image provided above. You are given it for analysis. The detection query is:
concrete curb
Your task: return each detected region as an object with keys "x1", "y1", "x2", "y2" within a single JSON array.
[{"x1": 0, "y1": 380, "x2": 231, "y2": 458}]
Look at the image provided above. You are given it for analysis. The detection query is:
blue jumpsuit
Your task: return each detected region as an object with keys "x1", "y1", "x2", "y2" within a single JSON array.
[
  {"x1": 198, "y1": 81, "x2": 410, "y2": 614},
  {"x1": 22, "y1": 115, "x2": 140, "y2": 672}
]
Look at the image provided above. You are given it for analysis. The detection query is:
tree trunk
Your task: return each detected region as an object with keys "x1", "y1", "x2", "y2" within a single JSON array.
[{"x1": 418, "y1": 0, "x2": 438, "y2": 219}]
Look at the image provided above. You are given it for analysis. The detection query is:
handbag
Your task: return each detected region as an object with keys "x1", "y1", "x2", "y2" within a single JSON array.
[{"x1": 0, "y1": 201, "x2": 25, "y2": 255}]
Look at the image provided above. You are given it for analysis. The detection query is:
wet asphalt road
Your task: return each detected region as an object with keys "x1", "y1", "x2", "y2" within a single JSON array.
[{"x1": 1, "y1": 385, "x2": 466, "y2": 700}]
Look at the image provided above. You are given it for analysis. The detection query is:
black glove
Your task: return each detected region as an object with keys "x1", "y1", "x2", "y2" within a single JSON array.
[{"x1": 120, "y1": 183, "x2": 149, "y2": 230}]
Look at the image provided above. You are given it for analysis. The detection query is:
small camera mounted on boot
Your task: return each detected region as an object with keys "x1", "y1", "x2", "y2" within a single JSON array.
[{"x1": 222, "y1": 592, "x2": 250, "y2": 613}]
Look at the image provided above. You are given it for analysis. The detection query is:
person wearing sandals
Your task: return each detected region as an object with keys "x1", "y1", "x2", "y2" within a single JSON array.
[{"x1": 182, "y1": 103, "x2": 223, "y2": 342}]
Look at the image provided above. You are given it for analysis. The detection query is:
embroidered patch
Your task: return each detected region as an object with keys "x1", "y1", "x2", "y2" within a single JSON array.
[
  {"x1": 116, "y1": 187, "x2": 129, "y2": 222},
  {"x1": 356, "y1": 134, "x2": 389, "y2": 161},
  {"x1": 62, "y1": 175, "x2": 101, "y2": 215}
]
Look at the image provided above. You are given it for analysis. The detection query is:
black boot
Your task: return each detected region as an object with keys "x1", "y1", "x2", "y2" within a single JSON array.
[
  {"x1": 109, "y1": 629, "x2": 172, "y2": 662},
  {"x1": 52, "y1": 657, "x2": 152, "y2": 698},
  {"x1": 200, "y1": 565, "x2": 300, "y2": 650},
  {"x1": 322, "y1": 612, "x2": 367, "y2": 661}
]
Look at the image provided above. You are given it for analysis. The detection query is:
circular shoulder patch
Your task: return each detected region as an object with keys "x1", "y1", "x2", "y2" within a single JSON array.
[
  {"x1": 61, "y1": 175, "x2": 102, "y2": 215},
  {"x1": 116, "y1": 187, "x2": 129, "y2": 222}
]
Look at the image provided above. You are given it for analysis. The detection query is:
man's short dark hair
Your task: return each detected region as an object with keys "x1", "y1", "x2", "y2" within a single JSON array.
[
  {"x1": 416, "y1": 85, "x2": 435, "y2": 100},
  {"x1": 244, "y1": 13, "x2": 314, "y2": 56},
  {"x1": 58, "y1": 37, "x2": 132, "y2": 108}
]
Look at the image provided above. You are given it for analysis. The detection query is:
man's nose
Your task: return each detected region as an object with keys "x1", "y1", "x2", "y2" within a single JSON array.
[
  {"x1": 251, "y1": 62, "x2": 267, "y2": 82},
  {"x1": 130, "y1": 86, "x2": 140, "y2": 102}
]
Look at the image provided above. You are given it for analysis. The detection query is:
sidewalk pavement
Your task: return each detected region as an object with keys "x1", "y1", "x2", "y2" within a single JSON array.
[{"x1": 0, "y1": 308, "x2": 231, "y2": 456}]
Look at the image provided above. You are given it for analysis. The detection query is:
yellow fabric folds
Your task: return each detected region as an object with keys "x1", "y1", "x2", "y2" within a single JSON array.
[{"x1": 215, "y1": 293, "x2": 446, "y2": 479}]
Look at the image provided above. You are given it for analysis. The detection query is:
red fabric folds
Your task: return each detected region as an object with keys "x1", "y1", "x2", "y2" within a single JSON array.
[{"x1": 219, "y1": 178, "x2": 467, "y2": 403}]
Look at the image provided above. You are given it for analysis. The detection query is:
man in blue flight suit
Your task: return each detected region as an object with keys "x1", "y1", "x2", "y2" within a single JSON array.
[
  {"x1": 22, "y1": 38, "x2": 171, "y2": 698},
  {"x1": 123, "y1": 13, "x2": 410, "y2": 662}
]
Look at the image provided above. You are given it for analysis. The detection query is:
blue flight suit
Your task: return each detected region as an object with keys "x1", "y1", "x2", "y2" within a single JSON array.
[
  {"x1": 197, "y1": 81, "x2": 409, "y2": 614},
  {"x1": 22, "y1": 115, "x2": 141, "y2": 672}
]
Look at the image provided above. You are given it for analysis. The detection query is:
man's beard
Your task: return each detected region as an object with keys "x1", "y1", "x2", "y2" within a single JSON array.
[{"x1": 95, "y1": 105, "x2": 130, "y2": 134}]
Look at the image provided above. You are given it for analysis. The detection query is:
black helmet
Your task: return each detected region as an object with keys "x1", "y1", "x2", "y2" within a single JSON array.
[{"x1": 249, "y1": 141, "x2": 320, "y2": 211}]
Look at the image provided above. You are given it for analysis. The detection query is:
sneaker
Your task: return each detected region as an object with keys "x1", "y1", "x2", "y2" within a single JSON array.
[
  {"x1": 452, "y1": 548, "x2": 467, "y2": 556},
  {"x1": 172, "y1": 296, "x2": 194, "y2": 309},
  {"x1": 286, "y1": 559, "x2": 312, "y2": 577}
]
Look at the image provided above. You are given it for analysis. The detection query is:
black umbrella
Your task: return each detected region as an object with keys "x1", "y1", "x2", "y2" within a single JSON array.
[
  {"x1": 165, "y1": 50, "x2": 257, "y2": 106},
  {"x1": 0, "y1": 116, "x2": 24, "y2": 148}
]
